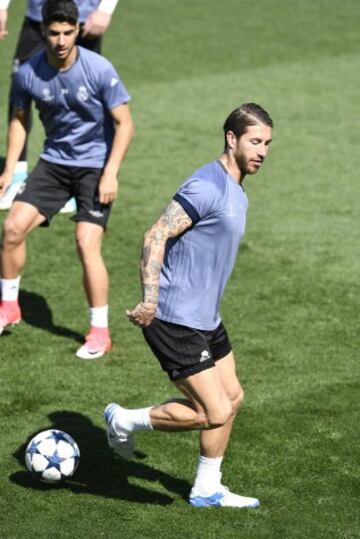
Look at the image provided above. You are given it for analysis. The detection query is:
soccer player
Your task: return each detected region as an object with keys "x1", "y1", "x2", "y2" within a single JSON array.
[
  {"x1": 0, "y1": 0, "x2": 120, "y2": 210},
  {"x1": 0, "y1": 0, "x2": 133, "y2": 359},
  {"x1": 104, "y1": 103, "x2": 273, "y2": 507}
]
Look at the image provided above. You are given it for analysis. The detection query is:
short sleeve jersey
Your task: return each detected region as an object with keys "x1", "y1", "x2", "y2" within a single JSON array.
[
  {"x1": 11, "y1": 47, "x2": 131, "y2": 168},
  {"x1": 157, "y1": 160, "x2": 248, "y2": 331},
  {"x1": 26, "y1": 0, "x2": 100, "y2": 23}
]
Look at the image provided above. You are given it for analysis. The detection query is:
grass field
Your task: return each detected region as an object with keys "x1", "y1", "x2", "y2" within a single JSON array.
[{"x1": 0, "y1": 0, "x2": 359, "y2": 537}]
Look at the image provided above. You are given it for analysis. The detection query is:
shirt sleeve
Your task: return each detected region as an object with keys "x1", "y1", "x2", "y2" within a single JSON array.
[
  {"x1": 99, "y1": 61, "x2": 131, "y2": 110},
  {"x1": 10, "y1": 68, "x2": 32, "y2": 111},
  {"x1": 173, "y1": 176, "x2": 219, "y2": 224}
]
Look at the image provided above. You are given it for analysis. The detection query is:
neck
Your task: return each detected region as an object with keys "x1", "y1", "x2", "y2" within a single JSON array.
[
  {"x1": 46, "y1": 46, "x2": 78, "y2": 71},
  {"x1": 219, "y1": 153, "x2": 245, "y2": 185}
]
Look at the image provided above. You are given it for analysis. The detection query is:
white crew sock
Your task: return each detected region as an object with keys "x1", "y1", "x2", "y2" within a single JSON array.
[
  {"x1": 115, "y1": 406, "x2": 153, "y2": 434},
  {"x1": 89, "y1": 305, "x2": 108, "y2": 328},
  {"x1": 1, "y1": 277, "x2": 20, "y2": 301},
  {"x1": 193, "y1": 455, "x2": 223, "y2": 496}
]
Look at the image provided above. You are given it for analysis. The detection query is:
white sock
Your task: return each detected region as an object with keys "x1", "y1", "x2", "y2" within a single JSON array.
[
  {"x1": 193, "y1": 455, "x2": 223, "y2": 496},
  {"x1": 89, "y1": 305, "x2": 108, "y2": 328},
  {"x1": 115, "y1": 406, "x2": 153, "y2": 434},
  {"x1": 1, "y1": 277, "x2": 20, "y2": 301}
]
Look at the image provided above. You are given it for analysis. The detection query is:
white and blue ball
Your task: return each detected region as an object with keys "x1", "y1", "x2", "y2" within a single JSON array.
[{"x1": 25, "y1": 429, "x2": 80, "y2": 483}]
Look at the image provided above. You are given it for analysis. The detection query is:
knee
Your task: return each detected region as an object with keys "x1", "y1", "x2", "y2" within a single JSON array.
[
  {"x1": 76, "y1": 231, "x2": 101, "y2": 262},
  {"x1": 206, "y1": 398, "x2": 233, "y2": 429},
  {"x1": 231, "y1": 385, "x2": 244, "y2": 415},
  {"x1": 2, "y1": 217, "x2": 26, "y2": 247}
]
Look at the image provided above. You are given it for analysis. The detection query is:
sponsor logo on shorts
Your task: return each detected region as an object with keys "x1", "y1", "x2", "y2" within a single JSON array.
[
  {"x1": 200, "y1": 350, "x2": 211, "y2": 362},
  {"x1": 111, "y1": 77, "x2": 119, "y2": 87},
  {"x1": 89, "y1": 209, "x2": 104, "y2": 218},
  {"x1": 77, "y1": 86, "x2": 90, "y2": 101},
  {"x1": 17, "y1": 182, "x2": 26, "y2": 195}
]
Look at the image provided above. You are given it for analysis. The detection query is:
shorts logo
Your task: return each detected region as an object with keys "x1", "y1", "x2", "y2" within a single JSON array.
[
  {"x1": 110, "y1": 77, "x2": 119, "y2": 87},
  {"x1": 77, "y1": 86, "x2": 90, "y2": 101},
  {"x1": 89, "y1": 209, "x2": 104, "y2": 218},
  {"x1": 17, "y1": 182, "x2": 26, "y2": 195},
  {"x1": 200, "y1": 350, "x2": 211, "y2": 363},
  {"x1": 42, "y1": 88, "x2": 54, "y2": 102}
]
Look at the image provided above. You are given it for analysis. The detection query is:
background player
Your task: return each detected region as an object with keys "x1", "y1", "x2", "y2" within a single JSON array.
[
  {"x1": 0, "y1": 0, "x2": 133, "y2": 358},
  {"x1": 104, "y1": 103, "x2": 273, "y2": 507},
  {"x1": 0, "y1": 0, "x2": 120, "y2": 210}
]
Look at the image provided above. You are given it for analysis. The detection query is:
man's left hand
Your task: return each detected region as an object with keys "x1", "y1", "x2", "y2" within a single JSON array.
[{"x1": 98, "y1": 172, "x2": 118, "y2": 204}]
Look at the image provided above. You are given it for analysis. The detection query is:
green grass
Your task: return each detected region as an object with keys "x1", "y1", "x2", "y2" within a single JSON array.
[{"x1": 1, "y1": 0, "x2": 360, "y2": 537}]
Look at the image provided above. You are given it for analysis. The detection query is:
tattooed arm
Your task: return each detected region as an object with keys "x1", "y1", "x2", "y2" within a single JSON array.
[{"x1": 126, "y1": 200, "x2": 193, "y2": 327}]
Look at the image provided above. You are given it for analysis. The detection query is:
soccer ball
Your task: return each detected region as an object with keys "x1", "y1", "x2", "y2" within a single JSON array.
[{"x1": 25, "y1": 429, "x2": 80, "y2": 483}]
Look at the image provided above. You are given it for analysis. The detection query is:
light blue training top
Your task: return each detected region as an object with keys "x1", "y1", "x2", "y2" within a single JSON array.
[
  {"x1": 157, "y1": 160, "x2": 248, "y2": 331},
  {"x1": 12, "y1": 46, "x2": 131, "y2": 168},
  {"x1": 26, "y1": 0, "x2": 101, "y2": 23}
]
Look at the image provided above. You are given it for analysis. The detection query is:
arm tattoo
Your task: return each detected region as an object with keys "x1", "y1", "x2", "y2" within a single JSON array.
[{"x1": 140, "y1": 200, "x2": 192, "y2": 304}]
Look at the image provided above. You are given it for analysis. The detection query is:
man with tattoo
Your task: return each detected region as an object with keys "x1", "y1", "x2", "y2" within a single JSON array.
[{"x1": 105, "y1": 103, "x2": 273, "y2": 507}]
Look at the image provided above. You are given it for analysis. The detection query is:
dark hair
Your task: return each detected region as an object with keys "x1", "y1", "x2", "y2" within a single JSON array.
[
  {"x1": 223, "y1": 103, "x2": 273, "y2": 151},
  {"x1": 42, "y1": 0, "x2": 79, "y2": 26}
]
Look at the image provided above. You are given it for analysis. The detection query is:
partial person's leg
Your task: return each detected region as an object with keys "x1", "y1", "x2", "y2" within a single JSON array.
[
  {"x1": 104, "y1": 364, "x2": 233, "y2": 459},
  {"x1": 75, "y1": 221, "x2": 111, "y2": 359},
  {"x1": 199, "y1": 351, "x2": 243, "y2": 457},
  {"x1": 0, "y1": 202, "x2": 45, "y2": 332},
  {"x1": 0, "y1": 19, "x2": 45, "y2": 210}
]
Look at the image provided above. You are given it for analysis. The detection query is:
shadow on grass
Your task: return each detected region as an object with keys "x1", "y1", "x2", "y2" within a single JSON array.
[
  {"x1": 18, "y1": 289, "x2": 83, "y2": 343},
  {"x1": 10, "y1": 410, "x2": 190, "y2": 506}
]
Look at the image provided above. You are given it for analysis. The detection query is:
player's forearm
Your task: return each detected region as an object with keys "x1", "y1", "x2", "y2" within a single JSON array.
[
  {"x1": 3, "y1": 118, "x2": 27, "y2": 174},
  {"x1": 140, "y1": 229, "x2": 167, "y2": 305},
  {"x1": 103, "y1": 113, "x2": 134, "y2": 177}
]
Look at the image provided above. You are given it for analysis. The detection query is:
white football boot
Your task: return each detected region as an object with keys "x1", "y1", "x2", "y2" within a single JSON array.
[{"x1": 104, "y1": 403, "x2": 134, "y2": 459}]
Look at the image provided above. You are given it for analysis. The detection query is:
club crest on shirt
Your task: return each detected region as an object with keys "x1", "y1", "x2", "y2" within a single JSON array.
[
  {"x1": 42, "y1": 88, "x2": 54, "y2": 102},
  {"x1": 76, "y1": 86, "x2": 90, "y2": 101}
]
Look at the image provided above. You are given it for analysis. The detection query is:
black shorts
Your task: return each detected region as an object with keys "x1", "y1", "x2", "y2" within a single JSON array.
[
  {"x1": 15, "y1": 159, "x2": 112, "y2": 228},
  {"x1": 142, "y1": 318, "x2": 232, "y2": 381}
]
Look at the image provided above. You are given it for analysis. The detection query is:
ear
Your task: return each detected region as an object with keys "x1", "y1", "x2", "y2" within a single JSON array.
[
  {"x1": 75, "y1": 23, "x2": 80, "y2": 37},
  {"x1": 226, "y1": 130, "x2": 237, "y2": 151}
]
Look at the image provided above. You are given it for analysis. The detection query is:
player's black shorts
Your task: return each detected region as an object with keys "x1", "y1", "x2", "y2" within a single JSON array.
[
  {"x1": 15, "y1": 159, "x2": 112, "y2": 228},
  {"x1": 142, "y1": 318, "x2": 232, "y2": 381}
]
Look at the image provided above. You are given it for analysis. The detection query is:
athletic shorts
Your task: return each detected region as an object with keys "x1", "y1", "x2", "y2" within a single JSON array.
[
  {"x1": 142, "y1": 318, "x2": 232, "y2": 381},
  {"x1": 15, "y1": 159, "x2": 112, "y2": 228}
]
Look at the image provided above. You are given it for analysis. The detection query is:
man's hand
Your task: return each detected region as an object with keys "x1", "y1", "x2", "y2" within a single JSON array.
[
  {"x1": 82, "y1": 10, "x2": 111, "y2": 37},
  {"x1": 126, "y1": 302, "x2": 157, "y2": 327},
  {"x1": 0, "y1": 170, "x2": 13, "y2": 197},
  {"x1": 0, "y1": 9, "x2": 8, "y2": 40},
  {"x1": 98, "y1": 171, "x2": 118, "y2": 204}
]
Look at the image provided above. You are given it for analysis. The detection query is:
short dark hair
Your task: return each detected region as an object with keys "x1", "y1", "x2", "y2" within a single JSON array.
[
  {"x1": 42, "y1": 0, "x2": 79, "y2": 26},
  {"x1": 223, "y1": 103, "x2": 273, "y2": 151}
]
